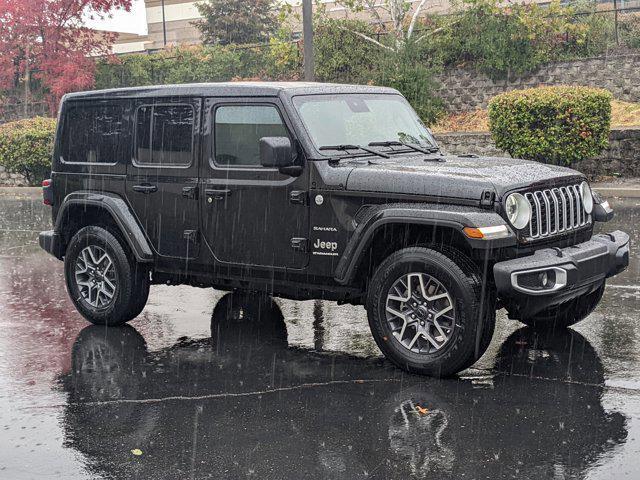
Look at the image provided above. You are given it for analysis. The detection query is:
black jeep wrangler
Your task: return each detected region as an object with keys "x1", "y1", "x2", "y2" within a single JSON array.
[{"x1": 39, "y1": 82, "x2": 629, "y2": 376}]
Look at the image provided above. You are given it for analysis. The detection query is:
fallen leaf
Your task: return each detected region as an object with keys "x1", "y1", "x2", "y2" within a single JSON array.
[
  {"x1": 415, "y1": 405, "x2": 429, "y2": 415},
  {"x1": 131, "y1": 449, "x2": 143, "y2": 456}
]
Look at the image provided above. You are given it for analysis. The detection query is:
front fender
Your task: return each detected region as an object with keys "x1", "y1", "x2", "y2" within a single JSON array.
[
  {"x1": 334, "y1": 203, "x2": 516, "y2": 285},
  {"x1": 54, "y1": 191, "x2": 154, "y2": 263}
]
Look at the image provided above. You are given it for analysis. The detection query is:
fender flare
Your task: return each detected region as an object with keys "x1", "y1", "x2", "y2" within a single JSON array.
[
  {"x1": 333, "y1": 203, "x2": 515, "y2": 285},
  {"x1": 54, "y1": 191, "x2": 154, "y2": 263}
]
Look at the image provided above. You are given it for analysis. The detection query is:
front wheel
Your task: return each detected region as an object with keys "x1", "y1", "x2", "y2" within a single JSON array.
[
  {"x1": 366, "y1": 247, "x2": 496, "y2": 377},
  {"x1": 64, "y1": 226, "x2": 149, "y2": 326}
]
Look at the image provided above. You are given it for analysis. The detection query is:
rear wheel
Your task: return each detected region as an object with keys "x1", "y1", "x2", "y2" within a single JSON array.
[
  {"x1": 519, "y1": 283, "x2": 605, "y2": 330},
  {"x1": 64, "y1": 226, "x2": 150, "y2": 326},
  {"x1": 366, "y1": 247, "x2": 496, "y2": 377}
]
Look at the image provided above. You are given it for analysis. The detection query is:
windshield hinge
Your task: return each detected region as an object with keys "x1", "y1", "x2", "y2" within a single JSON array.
[{"x1": 480, "y1": 190, "x2": 496, "y2": 208}]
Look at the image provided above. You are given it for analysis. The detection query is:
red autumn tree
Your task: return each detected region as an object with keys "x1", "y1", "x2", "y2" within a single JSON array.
[{"x1": 0, "y1": 0, "x2": 132, "y2": 112}]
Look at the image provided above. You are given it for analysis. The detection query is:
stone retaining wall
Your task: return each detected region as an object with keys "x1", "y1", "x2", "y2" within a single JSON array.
[
  {"x1": 0, "y1": 166, "x2": 28, "y2": 186},
  {"x1": 435, "y1": 127, "x2": 640, "y2": 178},
  {"x1": 435, "y1": 54, "x2": 640, "y2": 113}
]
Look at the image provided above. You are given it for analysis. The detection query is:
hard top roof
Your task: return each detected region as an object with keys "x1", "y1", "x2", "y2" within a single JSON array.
[{"x1": 63, "y1": 81, "x2": 400, "y2": 101}]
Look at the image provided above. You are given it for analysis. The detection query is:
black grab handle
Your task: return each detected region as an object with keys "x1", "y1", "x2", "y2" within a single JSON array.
[{"x1": 132, "y1": 184, "x2": 158, "y2": 194}]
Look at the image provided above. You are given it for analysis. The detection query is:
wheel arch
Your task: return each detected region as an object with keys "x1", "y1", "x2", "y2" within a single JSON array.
[
  {"x1": 334, "y1": 204, "x2": 514, "y2": 287},
  {"x1": 54, "y1": 192, "x2": 154, "y2": 263}
]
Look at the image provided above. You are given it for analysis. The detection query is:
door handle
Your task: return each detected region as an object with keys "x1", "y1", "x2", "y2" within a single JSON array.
[
  {"x1": 132, "y1": 184, "x2": 158, "y2": 194},
  {"x1": 205, "y1": 189, "x2": 232, "y2": 201},
  {"x1": 182, "y1": 186, "x2": 198, "y2": 199}
]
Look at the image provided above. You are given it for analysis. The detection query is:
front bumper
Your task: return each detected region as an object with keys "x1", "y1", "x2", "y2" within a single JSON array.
[
  {"x1": 39, "y1": 230, "x2": 64, "y2": 259},
  {"x1": 494, "y1": 230, "x2": 629, "y2": 318}
]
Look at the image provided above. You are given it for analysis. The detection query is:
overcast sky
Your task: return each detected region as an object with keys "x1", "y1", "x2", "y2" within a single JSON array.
[
  {"x1": 85, "y1": 0, "x2": 148, "y2": 34},
  {"x1": 85, "y1": 0, "x2": 302, "y2": 35}
]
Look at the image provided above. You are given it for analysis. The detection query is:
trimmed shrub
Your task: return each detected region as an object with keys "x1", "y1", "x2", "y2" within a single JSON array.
[
  {"x1": 0, "y1": 117, "x2": 56, "y2": 185},
  {"x1": 488, "y1": 86, "x2": 611, "y2": 165}
]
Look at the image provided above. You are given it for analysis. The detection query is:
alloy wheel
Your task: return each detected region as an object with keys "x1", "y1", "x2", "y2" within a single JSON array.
[
  {"x1": 385, "y1": 272, "x2": 455, "y2": 354},
  {"x1": 75, "y1": 245, "x2": 117, "y2": 309}
]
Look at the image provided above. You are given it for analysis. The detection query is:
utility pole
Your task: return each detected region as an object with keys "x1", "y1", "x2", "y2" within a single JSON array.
[
  {"x1": 302, "y1": 0, "x2": 315, "y2": 82},
  {"x1": 24, "y1": 43, "x2": 30, "y2": 117},
  {"x1": 161, "y1": 0, "x2": 167, "y2": 46},
  {"x1": 613, "y1": 0, "x2": 620, "y2": 46}
]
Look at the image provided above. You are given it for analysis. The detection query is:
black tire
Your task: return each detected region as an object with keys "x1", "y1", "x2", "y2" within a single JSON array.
[
  {"x1": 122, "y1": 263, "x2": 151, "y2": 322},
  {"x1": 64, "y1": 226, "x2": 150, "y2": 326},
  {"x1": 519, "y1": 283, "x2": 605, "y2": 330},
  {"x1": 366, "y1": 247, "x2": 496, "y2": 377}
]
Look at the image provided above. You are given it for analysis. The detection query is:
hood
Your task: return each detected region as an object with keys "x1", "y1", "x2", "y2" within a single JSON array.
[{"x1": 345, "y1": 155, "x2": 584, "y2": 200}]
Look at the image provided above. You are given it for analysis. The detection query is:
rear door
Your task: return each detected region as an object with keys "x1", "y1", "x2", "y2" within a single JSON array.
[
  {"x1": 126, "y1": 98, "x2": 201, "y2": 259},
  {"x1": 200, "y1": 97, "x2": 309, "y2": 269}
]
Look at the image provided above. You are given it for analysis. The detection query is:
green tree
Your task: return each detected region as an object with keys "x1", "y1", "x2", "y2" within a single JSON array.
[
  {"x1": 314, "y1": 19, "x2": 383, "y2": 84},
  {"x1": 194, "y1": 0, "x2": 279, "y2": 45}
]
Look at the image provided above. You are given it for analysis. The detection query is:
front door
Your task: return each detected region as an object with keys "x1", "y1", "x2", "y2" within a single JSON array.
[
  {"x1": 200, "y1": 98, "x2": 309, "y2": 269},
  {"x1": 126, "y1": 98, "x2": 201, "y2": 259}
]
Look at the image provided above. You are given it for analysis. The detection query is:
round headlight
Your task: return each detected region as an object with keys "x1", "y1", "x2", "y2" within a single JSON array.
[
  {"x1": 580, "y1": 181, "x2": 594, "y2": 214},
  {"x1": 505, "y1": 193, "x2": 531, "y2": 230}
]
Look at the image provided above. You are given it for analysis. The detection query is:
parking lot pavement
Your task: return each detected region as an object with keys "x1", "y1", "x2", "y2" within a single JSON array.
[{"x1": 0, "y1": 194, "x2": 639, "y2": 480}]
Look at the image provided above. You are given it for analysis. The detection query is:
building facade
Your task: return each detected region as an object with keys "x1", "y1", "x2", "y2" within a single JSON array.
[
  {"x1": 112, "y1": 0, "x2": 452, "y2": 53},
  {"x1": 111, "y1": 0, "x2": 640, "y2": 54}
]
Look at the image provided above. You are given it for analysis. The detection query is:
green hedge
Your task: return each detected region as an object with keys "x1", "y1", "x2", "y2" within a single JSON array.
[
  {"x1": 0, "y1": 117, "x2": 56, "y2": 185},
  {"x1": 488, "y1": 86, "x2": 612, "y2": 165},
  {"x1": 95, "y1": 38, "x2": 303, "y2": 90}
]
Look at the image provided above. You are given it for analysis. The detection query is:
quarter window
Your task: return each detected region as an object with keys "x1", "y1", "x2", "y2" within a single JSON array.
[
  {"x1": 61, "y1": 104, "x2": 126, "y2": 164},
  {"x1": 214, "y1": 105, "x2": 289, "y2": 167},
  {"x1": 135, "y1": 104, "x2": 194, "y2": 167}
]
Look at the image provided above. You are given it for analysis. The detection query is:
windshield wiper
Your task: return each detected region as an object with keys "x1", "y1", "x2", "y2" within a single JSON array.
[
  {"x1": 319, "y1": 144, "x2": 390, "y2": 159},
  {"x1": 368, "y1": 140, "x2": 439, "y2": 155}
]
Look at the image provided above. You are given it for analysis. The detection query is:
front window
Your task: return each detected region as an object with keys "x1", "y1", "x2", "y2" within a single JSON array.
[
  {"x1": 214, "y1": 105, "x2": 289, "y2": 167},
  {"x1": 292, "y1": 94, "x2": 436, "y2": 152}
]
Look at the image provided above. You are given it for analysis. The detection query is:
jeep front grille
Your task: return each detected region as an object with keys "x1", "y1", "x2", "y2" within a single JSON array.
[{"x1": 524, "y1": 185, "x2": 591, "y2": 240}]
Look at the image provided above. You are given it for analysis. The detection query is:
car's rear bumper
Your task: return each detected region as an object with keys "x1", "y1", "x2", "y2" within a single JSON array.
[
  {"x1": 39, "y1": 230, "x2": 63, "y2": 259},
  {"x1": 494, "y1": 230, "x2": 629, "y2": 318}
]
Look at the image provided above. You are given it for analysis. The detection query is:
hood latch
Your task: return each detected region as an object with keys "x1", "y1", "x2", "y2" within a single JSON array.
[{"x1": 480, "y1": 190, "x2": 496, "y2": 208}]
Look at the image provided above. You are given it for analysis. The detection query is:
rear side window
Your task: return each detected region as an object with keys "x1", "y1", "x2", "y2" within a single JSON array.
[
  {"x1": 135, "y1": 104, "x2": 194, "y2": 167},
  {"x1": 61, "y1": 104, "x2": 126, "y2": 164},
  {"x1": 214, "y1": 105, "x2": 289, "y2": 167}
]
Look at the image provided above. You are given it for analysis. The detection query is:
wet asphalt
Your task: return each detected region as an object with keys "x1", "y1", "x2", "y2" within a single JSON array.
[{"x1": 0, "y1": 190, "x2": 639, "y2": 480}]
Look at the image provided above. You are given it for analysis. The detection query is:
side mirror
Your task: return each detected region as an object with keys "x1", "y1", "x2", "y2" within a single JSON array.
[{"x1": 260, "y1": 137, "x2": 294, "y2": 168}]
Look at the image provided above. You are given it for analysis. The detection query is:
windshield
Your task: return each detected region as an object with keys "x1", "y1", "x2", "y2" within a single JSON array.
[{"x1": 292, "y1": 93, "x2": 437, "y2": 153}]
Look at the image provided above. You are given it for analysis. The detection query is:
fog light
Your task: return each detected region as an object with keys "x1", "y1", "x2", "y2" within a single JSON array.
[
  {"x1": 511, "y1": 267, "x2": 568, "y2": 295},
  {"x1": 539, "y1": 271, "x2": 549, "y2": 288}
]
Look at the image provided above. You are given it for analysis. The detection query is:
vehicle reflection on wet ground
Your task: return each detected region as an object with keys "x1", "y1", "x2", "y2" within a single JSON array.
[{"x1": 0, "y1": 190, "x2": 639, "y2": 479}]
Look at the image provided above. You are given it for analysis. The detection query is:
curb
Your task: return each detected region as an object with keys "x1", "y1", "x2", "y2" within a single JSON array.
[
  {"x1": 593, "y1": 186, "x2": 640, "y2": 199},
  {"x1": 0, "y1": 186, "x2": 42, "y2": 198}
]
